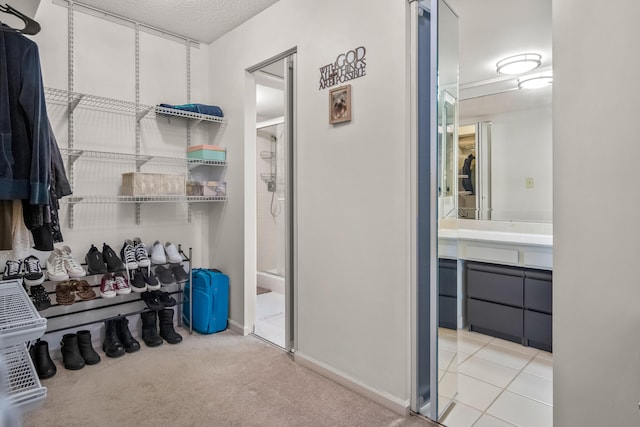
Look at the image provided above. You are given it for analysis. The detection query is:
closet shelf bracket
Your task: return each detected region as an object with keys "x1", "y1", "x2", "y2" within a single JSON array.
[
  {"x1": 136, "y1": 107, "x2": 153, "y2": 122},
  {"x1": 68, "y1": 94, "x2": 83, "y2": 113},
  {"x1": 135, "y1": 156, "x2": 152, "y2": 169},
  {"x1": 188, "y1": 119, "x2": 203, "y2": 130}
]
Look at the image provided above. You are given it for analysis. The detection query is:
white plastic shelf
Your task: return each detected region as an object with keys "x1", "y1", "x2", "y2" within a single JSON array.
[
  {"x1": 1, "y1": 344, "x2": 47, "y2": 412},
  {"x1": 0, "y1": 281, "x2": 47, "y2": 347}
]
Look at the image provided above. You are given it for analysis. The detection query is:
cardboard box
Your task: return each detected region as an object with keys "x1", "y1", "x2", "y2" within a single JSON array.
[
  {"x1": 186, "y1": 181, "x2": 227, "y2": 197},
  {"x1": 122, "y1": 173, "x2": 186, "y2": 196}
]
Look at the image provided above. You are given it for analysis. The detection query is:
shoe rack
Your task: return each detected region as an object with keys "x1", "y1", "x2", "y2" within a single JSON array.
[
  {"x1": 0, "y1": 280, "x2": 48, "y2": 414},
  {"x1": 37, "y1": 246, "x2": 192, "y2": 336}
]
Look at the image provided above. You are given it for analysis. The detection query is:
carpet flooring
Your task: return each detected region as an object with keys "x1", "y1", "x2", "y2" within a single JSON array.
[{"x1": 22, "y1": 329, "x2": 438, "y2": 427}]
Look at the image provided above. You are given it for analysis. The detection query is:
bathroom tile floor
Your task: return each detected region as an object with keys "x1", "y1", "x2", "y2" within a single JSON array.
[
  {"x1": 438, "y1": 328, "x2": 552, "y2": 427},
  {"x1": 254, "y1": 291, "x2": 285, "y2": 348}
]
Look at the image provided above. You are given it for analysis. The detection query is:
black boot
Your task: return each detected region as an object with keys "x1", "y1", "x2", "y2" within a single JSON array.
[
  {"x1": 116, "y1": 317, "x2": 140, "y2": 353},
  {"x1": 158, "y1": 309, "x2": 182, "y2": 344},
  {"x1": 140, "y1": 311, "x2": 163, "y2": 347},
  {"x1": 60, "y1": 334, "x2": 85, "y2": 370},
  {"x1": 76, "y1": 330, "x2": 101, "y2": 365},
  {"x1": 30, "y1": 340, "x2": 56, "y2": 379},
  {"x1": 102, "y1": 319, "x2": 125, "y2": 358}
]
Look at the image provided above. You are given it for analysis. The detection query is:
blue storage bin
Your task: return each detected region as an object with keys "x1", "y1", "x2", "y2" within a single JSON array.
[{"x1": 183, "y1": 269, "x2": 229, "y2": 334}]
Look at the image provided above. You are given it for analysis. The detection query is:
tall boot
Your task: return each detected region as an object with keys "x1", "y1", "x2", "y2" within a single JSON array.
[
  {"x1": 76, "y1": 330, "x2": 101, "y2": 365},
  {"x1": 102, "y1": 319, "x2": 125, "y2": 358},
  {"x1": 60, "y1": 334, "x2": 85, "y2": 370},
  {"x1": 140, "y1": 311, "x2": 163, "y2": 347},
  {"x1": 158, "y1": 308, "x2": 182, "y2": 344},
  {"x1": 30, "y1": 340, "x2": 57, "y2": 379},
  {"x1": 116, "y1": 317, "x2": 140, "y2": 353}
]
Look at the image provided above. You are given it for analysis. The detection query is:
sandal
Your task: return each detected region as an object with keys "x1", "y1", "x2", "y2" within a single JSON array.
[
  {"x1": 55, "y1": 281, "x2": 76, "y2": 305},
  {"x1": 73, "y1": 279, "x2": 97, "y2": 301}
]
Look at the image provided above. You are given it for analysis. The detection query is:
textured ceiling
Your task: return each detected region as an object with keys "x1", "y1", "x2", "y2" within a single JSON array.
[{"x1": 75, "y1": 0, "x2": 280, "y2": 43}]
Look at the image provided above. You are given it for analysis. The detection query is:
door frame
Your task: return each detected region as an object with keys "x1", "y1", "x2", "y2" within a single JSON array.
[{"x1": 246, "y1": 49, "x2": 298, "y2": 351}]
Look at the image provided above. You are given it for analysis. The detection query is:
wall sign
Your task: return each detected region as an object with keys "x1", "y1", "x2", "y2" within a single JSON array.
[{"x1": 319, "y1": 46, "x2": 366, "y2": 90}]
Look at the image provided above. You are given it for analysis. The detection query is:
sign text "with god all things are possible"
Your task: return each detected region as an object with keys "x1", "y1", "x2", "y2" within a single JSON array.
[{"x1": 319, "y1": 46, "x2": 367, "y2": 90}]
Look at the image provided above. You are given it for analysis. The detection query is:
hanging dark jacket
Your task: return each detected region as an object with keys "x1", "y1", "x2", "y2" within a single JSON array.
[{"x1": 0, "y1": 24, "x2": 51, "y2": 204}]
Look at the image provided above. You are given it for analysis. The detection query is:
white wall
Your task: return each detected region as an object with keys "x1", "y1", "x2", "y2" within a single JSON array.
[
  {"x1": 209, "y1": 0, "x2": 411, "y2": 406},
  {"x1": 491, "y1": 106, "x2": 552, "y2": 222},
  {"x1": 17, "y1": 1, "x2": 217, "y2": 268},
  {"x1": 554, "y1": 1, "x2": 640, "y2": 425}
]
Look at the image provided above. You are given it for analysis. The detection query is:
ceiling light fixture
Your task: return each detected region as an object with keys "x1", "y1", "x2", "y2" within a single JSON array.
[
  {"x1": 518, "y1": 72, "x2": 553, "y2": 89},
  {"x1": 496, "y1": 53, "x2": 542, "y2": 75}
]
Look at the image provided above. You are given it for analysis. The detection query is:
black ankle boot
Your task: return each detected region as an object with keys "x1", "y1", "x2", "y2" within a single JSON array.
[
  {"x1": 76, "y1": 330, "x2": 101, "y2": 365},
  {"x1": 102, "y1": 319, "x2": 125, "y2": 358},
  {"x1": 140, "y1": 311, "x2": 163, "y2": 347},
  {"x1": 116, "y1": 317, "x2": 140, "y2": 353},
  {"x1": 60, "y1": 334, "x2": 85, "y2": 370},
  {"x1": 158, "y1": 309, "x2": 182, "y2": 344},
  {"x1": 30, "y1": 340, "x2": 57, "y2": 379}
]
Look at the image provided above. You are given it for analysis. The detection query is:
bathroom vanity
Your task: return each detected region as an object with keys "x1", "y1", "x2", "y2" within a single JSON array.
[{"x1": 438, "y1": 220, "x2": 553, "y2": 351}]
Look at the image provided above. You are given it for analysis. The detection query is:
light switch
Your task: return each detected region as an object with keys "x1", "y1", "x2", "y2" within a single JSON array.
[{"x1": 525, "y1": 177, "x2": 535, "y2": 189}]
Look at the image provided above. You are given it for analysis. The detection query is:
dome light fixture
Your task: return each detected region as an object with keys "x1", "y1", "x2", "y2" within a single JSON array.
[
  {"x1": 518, "y1": 71, "x2": 553, "y2": 89},
  {"x1": 496, "y1": 53, "x2": 542, "y2": 75}
]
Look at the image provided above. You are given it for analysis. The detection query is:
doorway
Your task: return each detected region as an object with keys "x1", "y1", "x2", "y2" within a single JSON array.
[{"x1": 251, "y1": 53, "x2": 296, "y2": 350}]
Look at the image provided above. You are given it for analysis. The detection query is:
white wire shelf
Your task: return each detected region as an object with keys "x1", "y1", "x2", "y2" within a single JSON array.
[
  {"x1": 59, "y1": 148, "x2": 227, "y2": 168},
  {"x1": 0, "y1": 281, "x2": 47, "y2": 348},
  {"x1": 1, "y1": 344, "x2": 47, "y2": 413},
  {"x1": 63, "y1": 195, "x2": 227, "y2": 204},
  {"x1": 44, "y1": 87, "x2": 227, "y2": 124}
]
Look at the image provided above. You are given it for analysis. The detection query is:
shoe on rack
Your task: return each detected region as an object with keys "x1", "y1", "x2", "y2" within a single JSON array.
[
  {"x1": 170, "y1": 264, "x2": 188, "y2": 283},
  {"x1": 103, "y1": 319, "x2": 125, "y2": 358},
  {"x1": 102, "y1": 243, "x2": 125, "y2": 272},
  {"x1": 141, "y1": 269, "x2": 160, "y2": 291},
  {"x1": 85, "y1": 245, "x2": 108, "y2": 275},
  {"x1": 73, "y1": 280, "x2": 97, "y2": 301},
  {"x1": 140, "y1": 311, "x2": 163, "y2": 347},
  {"x1": 60, "y1": 333, "x2": 85, "y2": 370},
  {"x1": 113, "y1": 272, "x2": 131, "y2": 295},
  {"x1": 46, "y1": 249, "x2": 69, "y2": 281},
  {"x1": 22, "y1": 256, "x2": 44, "y2": 286},
  {"x1": 29, "y1": 285, "x2": 51, "y2": 311},
  {"x1": 151, "y1": 290, "x2": 176, "y2": 308},
  {"x1": 130, "y1": 270, "x2": 147, "y2": 293},
  {"x1": 76, "y1": 330, "x2": 101, "y2": 365},
  {"x1": 55, "y1": 281, "x2": 76, "y2": 305},
  {"x1": 132, "y1": 238, "x2": 150, "y2": 268},
  {"x1": 150, "y1": 240, "x2": 167, "y2": 265},
  {"x1": 115, "y1": 317, "x2": 140, "y2": 353},
  {"x1": 158, "y1": 308, "x2": 182, "y2": 344},
  {"x1": 120, "y1": 240, "x2": 138, "y2": 270},
  {"x1": 61, "y1": 246, "x2": 86, "y2": 278},
  {"x1": 2, "y1": 259, "x2": 22, "y2": 281},
  {"x1": 30, "y1": 340, "x2": 57, "y2": 379},
  {"x1": 140, "y1": 291, "x2": 164, "y2": 311},
  {"x1": 154, "y1": 265, "x2": 175, "y2": 285},
  {"x1": 99, "y1": 274, "x2": 117, "y2": 298},
  {"x1": 164, "y1": 242, "x2": 182, "y2": 264}
]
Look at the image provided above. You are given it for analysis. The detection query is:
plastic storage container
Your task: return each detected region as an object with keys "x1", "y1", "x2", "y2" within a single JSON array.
[{"x1": 183, "y1": 269, "x2": 229, "y2": 334}]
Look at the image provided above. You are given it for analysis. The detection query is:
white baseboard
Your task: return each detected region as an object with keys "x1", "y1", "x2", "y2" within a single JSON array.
[
  {"x1": 294, "y1": 352, "x2": 410, "y2": 416},
  {"x1": 228, "y1": 319, "x2": 250, "y2": 335}
]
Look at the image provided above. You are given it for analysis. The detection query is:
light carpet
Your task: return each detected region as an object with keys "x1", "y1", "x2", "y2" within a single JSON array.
[{"x1": 22, "y1": 329, "x2": 438, "y2": 427}]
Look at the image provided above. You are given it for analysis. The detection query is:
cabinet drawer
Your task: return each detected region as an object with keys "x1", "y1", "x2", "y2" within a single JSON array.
[
  {"x1": 439, "y1": 295, "x2": 457, "y2": 330},
  {"x1": 524, "y1": 310, "x2": 552, "y2": 352},
  {"x1": 439, "y1": 259, "x2": 457, "y2": 297},
  {"x1": 467, "y1": 298, "x2": 523, "y2": 339},
  {"x1": 467, "y1": 264, "x2": 524, "y2": 307},
  {"x1": 524, "y1": 276, "x2": 552, "y2": 314}
]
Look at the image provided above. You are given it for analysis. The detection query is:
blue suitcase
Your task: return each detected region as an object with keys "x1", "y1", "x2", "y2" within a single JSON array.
[{"x1": 183, "y1": 269, "x2": 229, "y2": 334}]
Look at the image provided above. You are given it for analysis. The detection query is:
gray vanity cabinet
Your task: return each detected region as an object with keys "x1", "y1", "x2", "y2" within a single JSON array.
[
  {"x1": 438, "y1": 259, "x2": 458, "y2": 330},
  {"x1": 466, "y1": 262, "x2": 552, "y2": 351}
]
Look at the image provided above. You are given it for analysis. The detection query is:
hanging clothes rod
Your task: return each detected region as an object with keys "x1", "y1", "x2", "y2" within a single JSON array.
[{"x1": 52, "y1": 0, "x2": 201, "y2": 47}]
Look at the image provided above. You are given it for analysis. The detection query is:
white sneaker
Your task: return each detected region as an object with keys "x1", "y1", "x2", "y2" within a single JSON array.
[
  {"x1": 150, "y1": 240, "x2": 166, "y2": 265},
  {"x1": 164, "y1": 242, "x2": 182, "y2": 263},
  {"x1": 46, "y1": 249, "x2": 69, "y2": 281},
  {"x1": 61, "y1": 246, "x2": 86, "y2": 278},
  {"x1": 132, "y1": 237, "x2": 150, "y2": 268}
]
